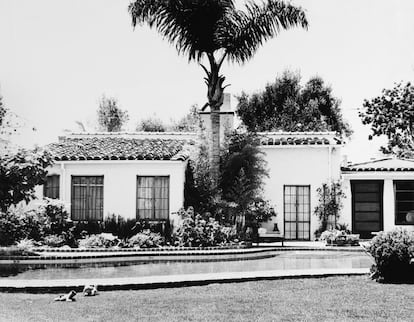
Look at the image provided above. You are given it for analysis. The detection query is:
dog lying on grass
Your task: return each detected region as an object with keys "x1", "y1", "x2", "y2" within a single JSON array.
[
  {"x1": 54, "y1": 290, "x2": 77, "y2": 302},
  {"x1": 83, "y1": 285, "x2": 99, "y2": 296}
]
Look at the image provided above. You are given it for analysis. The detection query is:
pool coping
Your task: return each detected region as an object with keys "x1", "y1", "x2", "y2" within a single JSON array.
[{"x1": 0, "y1": 267, "x2": 370, "y2": 293}]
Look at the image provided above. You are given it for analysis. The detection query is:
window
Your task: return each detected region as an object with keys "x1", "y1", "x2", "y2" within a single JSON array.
[
  {"x1": 44, "y1": 175, "x2": 60, "y2": 199},
  {"x1": 71, "y1": 176, "x2": 104, "y2": 221},
  {"x1": 394, "y1": 181, "x2": 414, "y2": 225},
  {"x1": 137, "y1": 176, "x2": 169, "y2": 220}
]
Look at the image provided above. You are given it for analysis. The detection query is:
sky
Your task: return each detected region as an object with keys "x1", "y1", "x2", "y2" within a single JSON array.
[{"x1": 1, "y1": 0, "x2": 413, "y2": 162}]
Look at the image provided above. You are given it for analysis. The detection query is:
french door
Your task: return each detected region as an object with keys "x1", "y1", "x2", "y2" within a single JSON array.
[{"x1": 284, "y1": 185, "x2": 311, "y2": 240}]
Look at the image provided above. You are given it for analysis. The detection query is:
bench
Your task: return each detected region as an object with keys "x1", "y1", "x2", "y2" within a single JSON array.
[{"x1": 256, "y1": 228, "x2": 284, "y2": 246}]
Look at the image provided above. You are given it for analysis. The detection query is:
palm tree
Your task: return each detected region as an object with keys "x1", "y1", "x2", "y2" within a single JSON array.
[{"x1": 128, "y1": 0, "x2": 308, "y2": 185}]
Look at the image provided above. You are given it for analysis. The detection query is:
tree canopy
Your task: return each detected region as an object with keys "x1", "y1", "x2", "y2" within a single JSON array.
[
  {"x1": 359, "y1": 81, "x2": 414, "y2": 156},
  {"x1": 97, "y1": 96, "x2": 129, "y2": 132},
  {"x1": 236, "y1": 71, "x2": 352, "y2": 137},
  {"x1": 170, "y1": 105, "x2": 201, "y2": 132},
  {"x1": 136, "y1": 115, "x2": 167, "y2": 132}
]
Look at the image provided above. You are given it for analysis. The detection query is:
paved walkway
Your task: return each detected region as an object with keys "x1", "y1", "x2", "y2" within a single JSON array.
[{"x1": 0, "y1": 267, "x2": 369, "y2": 293}]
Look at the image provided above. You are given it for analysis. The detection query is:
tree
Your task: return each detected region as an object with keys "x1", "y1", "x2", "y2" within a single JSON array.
[
  {"x1": 170, "y1": 105, "x2": 201, "y2": 132},
  {"x1": 0, "y1": 148, "x2": 53, "y2": 212},
  {"x1": 97, "y1": 96, "x2": 129, "y2": 132},
  {"x1": 0, "y1": 97, "x2": 53, "y2": 211},
  {"x1": 129, "y1": 0, "x2": 308, "y2": 185},
  {"x1": 136, "y1": 116, "x2": 167, "y2": 132},
  {"x1": 237, "y1": 71, "x2": 352, "y2": 136},
  {"x1": 359, "y1": 82, "x2": 414, "y2": 157}
]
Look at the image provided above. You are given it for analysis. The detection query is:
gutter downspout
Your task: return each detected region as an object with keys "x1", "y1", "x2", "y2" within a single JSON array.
[{"x1": 60, "y1": 163, "x2": 66, "y2": 202}]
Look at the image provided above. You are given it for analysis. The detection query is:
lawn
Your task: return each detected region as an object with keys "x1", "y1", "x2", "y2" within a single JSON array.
[{"x1": 0, "y1": 276, "x2": 413, "y2": 322}]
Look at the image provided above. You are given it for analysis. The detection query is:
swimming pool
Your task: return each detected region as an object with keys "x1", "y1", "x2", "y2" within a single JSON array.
[{"x1": 3, "y1": 250, "x2": 373, "y2": 280}]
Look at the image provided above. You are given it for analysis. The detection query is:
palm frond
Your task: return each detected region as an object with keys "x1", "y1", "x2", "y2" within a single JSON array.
[
  {"x1": 221, "y1": 0, "x2": 308, "y2": 63},
  {"x1": 128, "y1": 0, "x2": 235, "y2": 61}
]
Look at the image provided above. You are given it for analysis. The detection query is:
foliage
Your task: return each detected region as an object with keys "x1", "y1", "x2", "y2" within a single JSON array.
[
  {"x1": 359, "y1": 81, "x2": 414, "y2": 157},
  {"x1": 78, "y1": 233, "x2": 120, "y2": 248},
  {"x1": 220, "y1": 132, "x2": 267, "y2": 205},
  {"x1": 172, "y1": 207, "x2": 236, "y2": 247},
  {"x1": 127, "y1": 230, "x2": 164, "y2": 248},
  {"x1": 42, "y1": 234, "x2": 67, "y2": 248},
  {"x1": 314, "y1": 181, "x2": 345, "y2": 238},
  {"x1": 97, "y1": 96, "x2": 129, "y2": 132},
  {"x1": 319, "y1": 229, "x2": 359, "y2": 246},
  {"x1": 102, "y1": 214, "x2": 139, "y2": 240},
  {"x1": 237, "y1": 71, "x2": 352, "y2": 137},
  {"x1": 184, "y1": 132, "x2": 217, "y2": 214},
  {"x1": 129, "y1": 0, "x2": 308, "y2": 185},
  {"x1": 128, "y1": 1, "x2": 307, "y2": 64},
  {"x1": 136, "y1": 115, "x2": 166, "y2": 132},
  {"x1": 170, "y1": 105, "x2": 201, "y2": 132},
  {"x1": 0, "y1": 148, "x2": 53, "y2": 212},
  {"x1": 219, "y1": 131, "x2": 274, "y2": 234},
  {"x1": 368, "y1": 229, "x2": 414, "y2": 283},
  {"x1": 0, "y1": 206, "x2": 48, "y2": 246}
]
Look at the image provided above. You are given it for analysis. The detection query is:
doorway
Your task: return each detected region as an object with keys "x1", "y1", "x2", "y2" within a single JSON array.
[
  {"x1": 351, "y1": 180, "x2": 383, "y2": 239},
  {"x1": 284, "y1": 185, "x2": 311, "y2": 240}
]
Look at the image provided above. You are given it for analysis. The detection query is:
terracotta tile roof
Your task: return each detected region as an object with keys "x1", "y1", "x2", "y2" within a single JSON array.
[
  {"x1": 259, "y1": 132, "x2": 342, "y2": 146},
  {"x1": 46, "y1": 136, "x2": 192, "y2": 161},
  {"x1": 341, "y1": 158, "x2": 414, "y2": 172}
]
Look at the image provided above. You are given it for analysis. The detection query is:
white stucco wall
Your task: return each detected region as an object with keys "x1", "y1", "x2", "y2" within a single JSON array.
[
  {"x1": 34, "y1": 160, "x2": 187, "y2": 227},
  {"x1": 261, "y1": 144, "x2": 342, "y2": 240},
  {"x1": 342, "y1": 172, "x2": 414, "y2": 233}
]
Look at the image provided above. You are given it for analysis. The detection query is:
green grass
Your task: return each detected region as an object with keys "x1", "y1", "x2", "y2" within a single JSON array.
[{"x1": 0, "y1": 276, "x2": 413, "y2": 322}]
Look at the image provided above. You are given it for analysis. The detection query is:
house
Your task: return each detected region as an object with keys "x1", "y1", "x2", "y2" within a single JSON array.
[
  {"x1": 36, "y1": 95, "x2": 414, "y2": 240},
  {"x1": 36, "y1": 132, "x2": 195, "y2": 227},
  {"x1": 341, "y1": 158, "x2": 414, "y2": 238}
]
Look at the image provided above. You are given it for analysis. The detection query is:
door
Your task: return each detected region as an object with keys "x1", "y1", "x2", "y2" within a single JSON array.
[
  {"x1": 284, "y1": 185, "x2": 311, "y2": 240},
  {"x1": 351, "y1": 180, "x2": 383, "y2": 239}
]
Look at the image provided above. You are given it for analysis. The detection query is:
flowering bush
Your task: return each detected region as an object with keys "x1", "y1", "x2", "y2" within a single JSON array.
[
  {"x1": 78, "y1": 233, "x2": 120, "y2": 248},
  {"x1": 42, "y1": 234, "x2": 67, "y2": 248},
  {"x1": 127, "y1": 230, "x2": 164, "y2": 248},
  {"x1": 368, "y1": 229, "x2": 414, "y2": 282},
  {"x1": 173, "y1": 207, "x2": 237, "y2": 247},
  {"x1": 320, "y1": 229, "x2": 359, "y2": 246}
]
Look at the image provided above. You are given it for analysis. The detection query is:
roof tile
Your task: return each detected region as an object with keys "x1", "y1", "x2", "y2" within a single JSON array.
[{"x1": 46, "y1": 137, "x2": 191, "y2": 161}]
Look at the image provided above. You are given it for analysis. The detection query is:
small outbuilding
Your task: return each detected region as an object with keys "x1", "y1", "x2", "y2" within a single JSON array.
[{"x1": 341, "y1": 157, "x2": 414, "y2": 238}]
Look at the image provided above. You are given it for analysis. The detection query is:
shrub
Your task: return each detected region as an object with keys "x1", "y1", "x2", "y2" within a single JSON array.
[
  {"x1": 368, "y1": 229, "x2": 414, "y2": 283},
  {"x1": 42, "y1": 234, "x2": 66, "y2": 248},
  {"x1": 319, "y1": 229, "x2": 359, "y2": 246},
  {"x1": 128, "y1": 230, "x2": 164, "y2": 248},
  {"x1": 40, "y1": 198, "x2": 70, "y2": 235},
  {"x1": 16, "y1": 238, "x2": 39, "y2": 250},
  {"x1": 102, "y1": 214, "x2": 138, "y2": 240},
  {"x1": 314, "y1": 181, "x2": 345, "y2": 238},
  {"x1": 78, "y1": 233, "x2": 120, "y2": 248},
  {"x1": 0, "y1": 206, "x2": 48, "y2": 246},
  {"x1": 173, "y1": 207, "x2": 236, "y2": 247}
]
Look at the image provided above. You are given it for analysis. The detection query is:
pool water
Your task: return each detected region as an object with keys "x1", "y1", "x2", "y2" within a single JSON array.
[{"x1": 4, "y1": 251, "x2": 374, "y2": 280}]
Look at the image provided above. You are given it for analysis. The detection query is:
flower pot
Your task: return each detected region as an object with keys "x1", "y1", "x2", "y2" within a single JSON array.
[{"x1": 406, "y1": 211, "x2": 414, "y2": 223}]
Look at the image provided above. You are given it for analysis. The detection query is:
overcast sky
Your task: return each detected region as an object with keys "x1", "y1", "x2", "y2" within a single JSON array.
[{"x1": 1, "y1": 0, "x2": 413, "y2": 161}]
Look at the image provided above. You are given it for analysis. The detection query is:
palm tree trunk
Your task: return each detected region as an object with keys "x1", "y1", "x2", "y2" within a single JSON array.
[
  {"x1": 204, "y1": 53, "x2": 226, "y2": 187},
  {"x1": 209, "y1": 107, "x2": 221, "y2": 186}
]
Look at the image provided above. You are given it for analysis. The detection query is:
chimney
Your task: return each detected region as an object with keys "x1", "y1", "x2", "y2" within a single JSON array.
[{"x1": 199, "y1": 93, "x2": 235, "y2": 144}]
